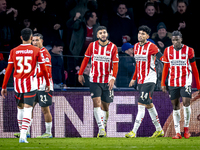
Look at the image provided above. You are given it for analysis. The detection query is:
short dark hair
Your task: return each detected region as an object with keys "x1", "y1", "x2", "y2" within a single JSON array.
[
  {"x1": 177, "y1": 0, "x2": 188, "y2": 6},
  {"x1": 33, "y1": 33, "x2": 43, "y2": 40},
  {"x1": 52, "y1": 40, "x2": 64, "y2": 47},
  {"x1": 84, "y1": 10, "x2": 94, "y2": 21},
  {"x1": 172, "y1": 30, "x2": 182, "y2": 38},
  {"x1": 96, "y1": 26, "x2": 107, "y2": 33},
  {"x1": 144, "y1": 2, "x2": 155, "y2": 9},
  {"x1": 21, "y1": 28, "x2": 33, "y2": 41},
  {"x1": 138, "y1": 25, "x2": 151, "y2": 35}
]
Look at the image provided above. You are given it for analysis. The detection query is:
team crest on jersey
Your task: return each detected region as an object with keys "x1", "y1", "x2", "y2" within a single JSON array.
[
  {"x1": 106, "y1": 51, "x2": 111, "y2": 54},
  {"x1": 181, "y1": 53, "x2": 186, "y2": 57},
  {"x1": 45, "y1": 58, "x2": 50, "y2": 62}
]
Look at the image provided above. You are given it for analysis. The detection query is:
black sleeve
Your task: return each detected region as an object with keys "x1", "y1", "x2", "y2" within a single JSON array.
[
  {"x1": 189, "y1": 57, "x2": 195, "y2": 63},
  {"x1": 156, "y1": 51, "x2": 163, "y2": 62}
]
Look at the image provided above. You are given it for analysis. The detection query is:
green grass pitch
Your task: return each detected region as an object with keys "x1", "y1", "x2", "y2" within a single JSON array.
[{"x1": 0, "y1": 137, "x2": 200, "y2": 150}]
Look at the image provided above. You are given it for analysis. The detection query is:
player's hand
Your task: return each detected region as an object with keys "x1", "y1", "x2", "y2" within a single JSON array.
[
  {"x1": 108, "y1": 79, "x2": 115, "y2": 91},
  {"x1": 78, "y1": 75, "x2": 85, "y2": 86},
  {"x1": 45, "y1": 86, "x2": 50, "y2": 93},
  {"x1": 129, "y1": 79, "x2": 135, "y2": 87},
  {"x1": 161, "y1": 86, "x2": 167, "y2": 93},
  {"x1": 1, "y1": 89, "x2": 7, "y2": 99}
]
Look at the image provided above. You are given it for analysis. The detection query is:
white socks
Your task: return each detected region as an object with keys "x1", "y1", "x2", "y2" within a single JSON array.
[
  {"x1": 173, "y1": 109, "x2": 181, "y2": 134},
  {"x1": 27, "y1": 119, "x2": 33, "y2": 135},
  {"x1": 20, "y1": 107, "x2": 33, "y2": 139},
  {"x1": 132, "y1": 105, "x2": 145, "y2": 133},
  {"x1": 148, "y1": 106, "x2": 162, "y2": 131},
  {"x1": 183, "y1": 106, "x2": 191, "y2": 127},
  {"x1": 173, "y1": 106, "x2": 191, "y2": 134},
  {"x1": 94, "y1": 107, "x2": 104, "y2": 130},
  {"x1": 45, "y1": 122, "x2": 52, "y2": 134},
  {"x1": 17, "y1": 108, "x2": 24, "y2": 131},
  {"x1": 101, "y1": 110, "x2": 109, "y2": 128}
]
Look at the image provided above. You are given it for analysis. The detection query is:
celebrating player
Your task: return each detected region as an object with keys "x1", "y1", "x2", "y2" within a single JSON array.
[
  {"x1": 1, "y1": 28, "x2": 50, "y2": 143},
  {"x1": 161, "y1": 31, "x2": 200, "y2": 139},
  {"x1": 125, "y1": 25, "x2": 164, "y2": 138},
  {"x1": 32, "y1": 33, "x2": 53, "y2": 138},
  {"x1": 78, "y1": 26, "x2": 119, "y2": 138}
]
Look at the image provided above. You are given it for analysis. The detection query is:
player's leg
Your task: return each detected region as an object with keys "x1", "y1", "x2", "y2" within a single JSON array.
[
  {"x1": 14, "y1": 92, "x2": 24, "y2": 138},
  {"x1": 125, "y1": 84, "x2": 145, "y2": 138},
  {"x1": 101, "y1": 101, "x2": 110, "y2": 128},
  {"x1": 19, "y1": 90, "x2": 36, "y2": 143},
  {"x1": 125, "y1": 103, "x2": 145, "y2": 138},
  {"x1": 36, "y1": 91, "x2": 53, "y2": 138},
  {"x1": 168, "y1": 86, "x2": 182, "y2": 139},
  {"x1": 36, "y1": 106, "x2": 53, "y2": 138},
  {"x1": 181, "y1": 86, "x2": 192, "y2": 139},
  {"x1": 171, "y1": 98, "x2": 182, "y2": 139},
  {"x1": 90, "y1": 82, "x2": 105, "y2": 137},
  {"x1": 101, "y1": 86, "x2": 114, "y2": 129}
]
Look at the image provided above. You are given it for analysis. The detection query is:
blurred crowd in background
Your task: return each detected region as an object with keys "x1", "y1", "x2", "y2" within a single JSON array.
[{"x1": 0, "y1": 0, "x2": 199, "y2": 89}]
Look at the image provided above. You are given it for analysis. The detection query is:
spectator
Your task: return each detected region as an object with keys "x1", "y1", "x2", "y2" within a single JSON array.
[
  {"x1": 49, "y1": 41, "x2": 66, "y2": 89},
  {"x1": 151, "y1": 22, "x2": 172, "y2": 53},
  {"x1": 108, "y1": 3, "x2": 137, "y2": 46},
  {"x1": 66, "y1": 10, "x2": 99, "y2": 87},
  {"x1": 171, "y1": 0, "x2": 193, "y2": 47},
  {"x1": 76, "y1": 61, "x2": 91, "y2": 87},
  {"x1": 0, "y1": 53, "x2": 7, "y2": 86},
  {"x1": 116, "y1": 43, "x2": 135, "y2": 87},
  {"x1": 0, "y1": 0, "x2": 19, "y2": 60},
  {"x1": 32, "y1": 0, "x2": 62, "y2": 47},
  {"x1": 138, "y1": 2, "x2": 162, "y2": 37}
]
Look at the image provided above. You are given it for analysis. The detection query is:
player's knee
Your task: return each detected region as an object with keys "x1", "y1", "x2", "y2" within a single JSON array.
[
  {"x1": 41, "y1": 107, "x2": 50, "y2": 115},
  {"x1": 92, "y1": 97, "x2": 101, "y2": 107},
  {"x1": 173, "y1": 105, "x2": 180, "y2": 110}
]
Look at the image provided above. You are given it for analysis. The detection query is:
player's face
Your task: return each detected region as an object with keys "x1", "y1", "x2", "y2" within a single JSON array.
[
  {"x1": 172, "y1": 36, "x2": 182, "y2": 49},
  {"x1": 32, "y1": 36, "x2": 43, "y2": 48},
  {"x1": 138, "y1": 30, "x2": 149, "y2": 43},
  {"x1": 97, "y1": 29, "x2": 108, "y2": 42}
]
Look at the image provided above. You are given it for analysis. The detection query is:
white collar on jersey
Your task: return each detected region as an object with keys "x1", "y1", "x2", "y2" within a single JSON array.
[{"x1": 20, "y1": 44, "x2": 31, "y2": 46}]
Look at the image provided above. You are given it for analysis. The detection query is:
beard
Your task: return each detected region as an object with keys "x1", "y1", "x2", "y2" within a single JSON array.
[{"x1": 98, "y1": 36, "x2": 108, "y2": 42}]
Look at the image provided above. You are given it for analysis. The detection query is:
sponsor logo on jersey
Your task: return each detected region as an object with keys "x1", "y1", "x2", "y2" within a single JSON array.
[
  {"x1": 170, "y1": 60, "x2": 186, "y2": 66},
  {"x1": 93, "y1": 54, "x2": 111, "y2": 62},
  {"x1": 134, "y1": 55, "x2": 147, "y2": 61}
]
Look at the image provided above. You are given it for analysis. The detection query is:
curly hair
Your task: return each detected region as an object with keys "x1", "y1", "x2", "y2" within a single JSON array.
[{"x1": 138, "y1": 25, "x2": 151, "y2": 35}]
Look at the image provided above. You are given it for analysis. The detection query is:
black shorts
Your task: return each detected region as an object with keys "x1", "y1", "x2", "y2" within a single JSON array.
[
  {"x1": 168, "y1": 86, "x2": 191, "y2": 100},
  {"x1": 138, "y1": 83, "x2": 155, "y2": 104},
  {"x1": 35, "y1": 91, "x2": 53, "y2": 107},
  {"x1": 15, "y1": 90, "x2": 37, "y2": 107},
  {"x1": 89, "y1": 82, "x2": 114, "y2": 103}
]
